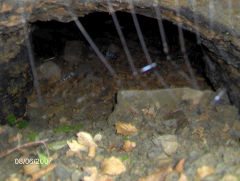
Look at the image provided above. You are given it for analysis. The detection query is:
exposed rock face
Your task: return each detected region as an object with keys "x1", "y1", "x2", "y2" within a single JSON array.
[
  {"x1": 0, "y1": 0, "x2": 239, "y2": 123},
  {"x1": 0, "y1": 46, "x2": 32, "y2": 124}
]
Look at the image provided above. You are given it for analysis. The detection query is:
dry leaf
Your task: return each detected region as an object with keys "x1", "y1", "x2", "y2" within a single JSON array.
[
  {"x1": 178, "y1": 173, "x2": 189, "y2": 181},
  {"x1": 196, "y1": 166, "x2": 215, "y2": 179},
  {"x1": 67, "y1": 140, "x2": 87, "y2": 152},
  {"x1": 24, "y1": 163, "x2": 40, "y2": 176},
  {"x1": 31, "y1": 164, "x2": 56, "y2": 181},
  {"x1": 123, "y1": 140, "x2": 136, "y2": 153},
  {"x1": 88, "y1": 145, "x2": 96, "y2": 158},
  {"x1": 28, "y1": 101, "x2": 40, "y2": 108},
  {"x1": 115, "y1": 122, "x2": 138, "y2": 136},
  {"x1": 0, "y1": 3, "x2": 13, "y2": 13},
  {"x1": 174, "y1": 158, "x2": 186, "y2": 173},
  {"x1": 138, "y1": 165, "x2": 173, "y2": 181},
  {"x1": 77, "y1": 132, "x2": 97, "y2": 158},
  {"x1": 101, "y1": 156, "x2": 126, "y2": 175},
  {"x1": 77, "y1": 132, "x2": 97, "y2": 147}
]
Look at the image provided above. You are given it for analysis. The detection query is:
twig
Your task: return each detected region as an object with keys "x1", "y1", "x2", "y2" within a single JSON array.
[{"x1": 0, "y1": 139, "x2": 48, "y2": 159}]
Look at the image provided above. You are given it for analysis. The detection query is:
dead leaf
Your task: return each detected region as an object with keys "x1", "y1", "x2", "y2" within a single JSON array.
[
  {"x1": 77, "y1": 132, "x2": 97, "y2": 158},
  {"x1": 138, "y1": 165, "x2": 173, "y2": 181},
  {"x1": 67, "y1": 140, "x2": 88, "y2": 152},
  {"x1": 123, "y1": 140, "x2": 136, "y2": 153},
  {"x1": 101, "y1": 156, "x2": 126, "y2": 175},
  {"x1": 77, "y1": 132, "x2": 97, "y2": 147},
  {"x1": 30, "y1": 163, "x2": 56, "y2": 181},
  {"x1": 174, "y1": 158, "x2": 186, "y2": 173},
  {"x1": 0, "y1": 3, "x2": 13, "y2": 13},
  {"x1": 196, "y1": 166, "x2": 215, "y2": 179},
  {"x1": 115, "y1": 122, "x2": 138, "y2": 136},
  {"x1": 28, "y1": 101, "x2": 40, "y2": 108},
  {"x1": 24, "y1": 163, "x2": 40, "y2": 176},
  {"x1": 88, "y1": 145, "x2": 96, "y2": 158}
]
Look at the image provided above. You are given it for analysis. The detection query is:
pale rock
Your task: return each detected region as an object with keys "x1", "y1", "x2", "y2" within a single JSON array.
[
  {"x1": 37, "y1": 61, "x2": 61, "y2": 81},
  {"x1": 153, "y1": 134, "x2": 179, "y2": 155}
]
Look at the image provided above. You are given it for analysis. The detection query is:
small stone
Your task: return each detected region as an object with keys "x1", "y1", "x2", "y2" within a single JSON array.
[
  {"x1": 163, "y1": 119, "x2": 177, "y2": 128},
  {"x1": 147, "y1": 147, "x2": 163, "y2": 159},
  {"x1": 37, "y1": 61, "x2": 61, "y2": 81},
  {"x1": 93, "y1": 133, "x2": 103, "y2": 142},
  {"x1": 153, "y1": 135, "x2": 179, "y2": 155},
  {"x1": 55, "y1": 164, "x2": 71, "y2": 180},
  {"x1": 76, "y1": 96, "x2": 86, "y2": 104},
  {"x1": 71, "y1": 170, "x2": 83, "y2": 181}
]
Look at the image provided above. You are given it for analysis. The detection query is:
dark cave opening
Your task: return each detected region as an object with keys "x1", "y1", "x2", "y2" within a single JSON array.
[{"x1": 30, "y1": 11, "x2": 213, "y2": 90}]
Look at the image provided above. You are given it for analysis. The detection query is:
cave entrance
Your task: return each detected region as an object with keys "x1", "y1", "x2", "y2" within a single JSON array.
[{"x1": 28, "y1": 11, "x2": 213, "y2": 127}]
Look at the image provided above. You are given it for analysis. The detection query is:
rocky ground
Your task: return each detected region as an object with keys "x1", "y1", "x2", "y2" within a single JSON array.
[
  {"x1": 0, "y1": 19, "x2": 240, "y2": 180},
  {"x1": 0, "y1": 84, "x2": 240, "y2": 181}
]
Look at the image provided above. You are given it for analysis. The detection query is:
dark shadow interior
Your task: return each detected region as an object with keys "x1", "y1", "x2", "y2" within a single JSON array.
[{"x1": 31, "y1": 11, "x2": 213, "y2": 89}]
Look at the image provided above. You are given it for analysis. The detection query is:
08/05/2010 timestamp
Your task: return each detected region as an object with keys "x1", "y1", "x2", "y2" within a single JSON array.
[{"x1": 14, "y1": 158, "x2": 51, "y2": 165}]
